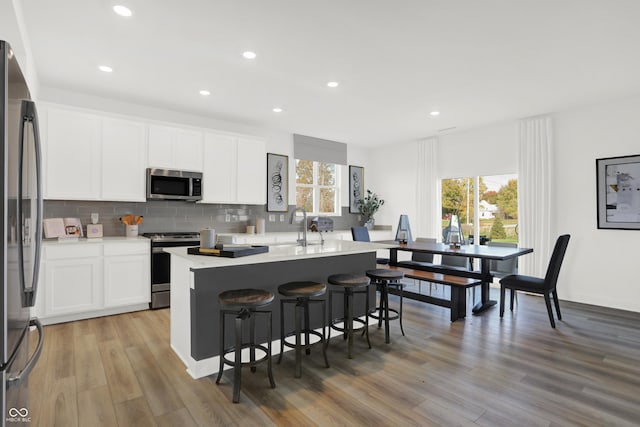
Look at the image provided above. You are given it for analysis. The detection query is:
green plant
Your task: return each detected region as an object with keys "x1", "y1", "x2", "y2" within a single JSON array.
[{"x1": 358, "y1": 190, "x2": 385, "y2": 219}]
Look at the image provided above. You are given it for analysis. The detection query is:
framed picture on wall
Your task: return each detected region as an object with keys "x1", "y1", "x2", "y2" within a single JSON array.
[
  {"x1": 349, "y1": 165, "x2": 364, "y2": 213},
  {"x1": 596, "y1": 154, "x2": 640, "y2": 230},
  {"x1": 267, "y1": 153, "x2": 289, "y2": 212}
]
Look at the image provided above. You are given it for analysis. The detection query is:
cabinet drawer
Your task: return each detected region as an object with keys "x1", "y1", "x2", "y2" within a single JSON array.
[
  {"x1": 104, "y1": 241, "x2": 150, "y2": 256},
  {"x1": 45, "y1": 244, "x2": 103, "y2": 260}
]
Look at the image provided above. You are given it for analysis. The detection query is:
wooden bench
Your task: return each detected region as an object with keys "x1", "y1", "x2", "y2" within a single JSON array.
[{"x1": 378, "y1": 265, "x2": 482, "y2": 322}]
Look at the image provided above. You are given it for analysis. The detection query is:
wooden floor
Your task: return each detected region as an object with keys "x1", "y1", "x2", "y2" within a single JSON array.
[{"x1": 28, "y1": 288, "x2": 640, "y2": 426}]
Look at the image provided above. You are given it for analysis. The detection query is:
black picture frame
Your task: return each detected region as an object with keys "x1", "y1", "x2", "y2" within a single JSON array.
[
  {"x1": 349, "y1": 165, "x2": 364, "y2": 213},
  {"x1": 266, "y1": 153, "x2": 288, "y2": 212},
  {"x1": 596, "y1": 154, "x2": 640, "y2": 230}
]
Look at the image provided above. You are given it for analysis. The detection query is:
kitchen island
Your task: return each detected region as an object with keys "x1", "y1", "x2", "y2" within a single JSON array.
[{"x1": 166, "y1": 240, "x2": 394, "y2": 379}]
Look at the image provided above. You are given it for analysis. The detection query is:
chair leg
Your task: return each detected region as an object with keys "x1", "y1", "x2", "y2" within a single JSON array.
[
  {"x1": 552, "y1": 289, "x2": 562, "y2": 320},
  {"x1": 304, "y1": 299, "x2": 311, "y2": 355},
  {"x1": 399, "y1": 284, "x2": 405, "y2": 337},
  {"x1": 278, "y1": 299, "x2": 284, "y2": 364},
  {"x1": 347, "y1": 290, "x2": 354, "y2": 359},
  {"x1": 543, "y1": 294, "x2": 556, "y2": 328},
  {"x1": 510, "y1": 289, "x2": 515, "y2": 311},
  {"x1": 365, "y1": 287, "x2": 371, "y2": 349},
  {"x1": 499, "y1": 285, "x2": 506, "y2": 317},
  {"x1": 295, "y1": 302, "x2": 302, "y2": 378},
  {"x1": 216, "y1": 310, "x2": 225, "y2": 384},
  {"x1": 249, "y1": 311, "x2": 256, "y2": 373},
  {"x1": 267, "y1": 311, "x2": 275, "y2": 388},
  {"x1": 233, "y1": 314, "x2": 243, "y2": 403},
  {"x1": 321, "y1": 299, "x2": 329, "y2": 368}
]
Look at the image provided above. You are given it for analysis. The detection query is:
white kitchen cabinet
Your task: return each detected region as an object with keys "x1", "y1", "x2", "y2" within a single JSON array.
[
  {"x1": 101, "y1": 118, "x2": 147, "y2": 201},
  {"x1": 237, "y1": 137, "x2": 266, "y2": 204},
  {"x1": 201, "y1": 132, "x2": 266, "y2": 204},
  {"x1": 44, "y1": 107, "x2": 101, "y2": 200},
  {"x1": 202, "y1": 132, "x2": 236, "y2": 203},
  {"x1": 37, "y1": 239, "x2": 150, "y2": 325},
  {"x1": 148, "y1": 124, "x2": 203, "y2": 171},
  {"x1": 104, "y1": 241, "x2": 150, "y2": 307},
  {"x1": 44, "y1": 251, "x2": 103, "y2": 317}
]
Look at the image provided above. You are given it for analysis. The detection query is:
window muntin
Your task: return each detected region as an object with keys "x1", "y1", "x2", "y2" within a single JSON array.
[{"x1": 295, "y1": 160, "x2": 340, "y2": 215}]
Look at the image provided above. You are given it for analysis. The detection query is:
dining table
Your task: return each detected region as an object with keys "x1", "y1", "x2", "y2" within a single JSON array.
[{"x1": 378, "y1": 240, "x2": 533, "y2": 314}]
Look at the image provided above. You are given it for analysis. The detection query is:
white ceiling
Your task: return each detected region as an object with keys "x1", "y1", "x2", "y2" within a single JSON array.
[{"x1": 20, "y1": 0, "x2": 640, "y2": 147}]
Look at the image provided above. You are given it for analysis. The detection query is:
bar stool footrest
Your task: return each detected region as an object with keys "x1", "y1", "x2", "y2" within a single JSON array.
[
  {"x1": 369, "y1": 307, "x2": 400, "y2": 321},
  {"x1": 221, "y1": 343, "x2": 271, "y2": 368}
]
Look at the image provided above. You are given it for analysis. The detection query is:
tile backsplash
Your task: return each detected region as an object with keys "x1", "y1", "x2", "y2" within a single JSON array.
[{"x1": 44, "y1": 200, "x2": 362, "y2": 237}]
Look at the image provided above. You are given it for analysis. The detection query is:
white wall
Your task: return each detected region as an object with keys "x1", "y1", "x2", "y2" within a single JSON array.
[{"x1": 553, "y1": 95, "x2": 640, "y2": 312}]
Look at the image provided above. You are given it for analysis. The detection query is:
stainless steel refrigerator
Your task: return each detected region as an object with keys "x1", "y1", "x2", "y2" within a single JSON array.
[{"x1": 1, "y1": 40, "x2": 44, "y2": 426}]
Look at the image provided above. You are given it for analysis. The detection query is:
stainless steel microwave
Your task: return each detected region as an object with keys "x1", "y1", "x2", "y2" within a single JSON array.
[{"x1": 146, "y1": 168, "x2": 203, "y2": 201}]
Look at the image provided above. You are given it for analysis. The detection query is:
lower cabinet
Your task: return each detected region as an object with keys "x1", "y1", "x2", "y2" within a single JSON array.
[{"x1": 37, "y1": 240, "x2": 150, "y2": 325}]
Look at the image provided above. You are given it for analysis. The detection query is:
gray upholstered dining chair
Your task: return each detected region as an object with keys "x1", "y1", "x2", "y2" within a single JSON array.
[
  {"x1": 499, "y1": 234, "x2": 571, "y2": 328},
  {"x1": 351, "y1": 226, "x2": 389, "y2": 264}
]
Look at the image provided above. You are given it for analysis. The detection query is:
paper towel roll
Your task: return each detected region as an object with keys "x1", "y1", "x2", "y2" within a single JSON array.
[
  {"x1": 200, "y1": 228, "x2": 216, "y2": 249},
  {"x1": 256, "y1": 218, "x2": 266, "y2": 234}
]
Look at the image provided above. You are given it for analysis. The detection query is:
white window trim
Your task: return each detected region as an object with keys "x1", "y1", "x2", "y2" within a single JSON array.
[{"x1": 295, "y1": 160, "x2": 341, "y2": 216}]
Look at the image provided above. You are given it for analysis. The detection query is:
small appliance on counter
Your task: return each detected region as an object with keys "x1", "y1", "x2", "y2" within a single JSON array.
[{"x1": 309, "y1": 216, "x2": 334, "y2": 232}]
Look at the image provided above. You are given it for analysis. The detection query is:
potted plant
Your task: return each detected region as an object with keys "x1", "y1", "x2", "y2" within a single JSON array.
[{"x1": 358, "y1": 190, "x2": 385, "y2": 229}]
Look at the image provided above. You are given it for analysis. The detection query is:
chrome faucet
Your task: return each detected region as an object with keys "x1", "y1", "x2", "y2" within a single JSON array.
[{"x1": 289, "y1": 207, "x2": 307, "y2": 247}]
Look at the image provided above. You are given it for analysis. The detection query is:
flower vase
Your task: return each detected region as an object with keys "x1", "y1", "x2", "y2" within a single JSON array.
[{"x1": 364, "y1": 217, "x2": 375, "y2": 230}]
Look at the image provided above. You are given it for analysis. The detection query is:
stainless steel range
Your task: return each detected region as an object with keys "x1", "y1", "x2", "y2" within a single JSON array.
[{"x1": 143, "y1": 232, "x2": 200, "y2": 309}]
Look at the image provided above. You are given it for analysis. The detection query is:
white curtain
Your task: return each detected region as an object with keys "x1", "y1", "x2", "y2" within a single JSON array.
[
  {"x1": 518, "y1": 116, "x2": 553, "y2": 277},
  {"x1": 417, "y1": 137, "x2": 440, "y2": 239}
]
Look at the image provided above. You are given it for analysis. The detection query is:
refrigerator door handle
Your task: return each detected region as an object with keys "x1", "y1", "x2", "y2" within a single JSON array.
[
  {"x1": 17, "y1": 100, "x2": 42, "y2": 307},
  {"x1": 7, "y1": 318, "x2": 44, "y2": 389}
]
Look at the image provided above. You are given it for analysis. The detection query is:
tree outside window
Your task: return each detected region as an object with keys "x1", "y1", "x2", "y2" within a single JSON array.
[
  {"x1": 441, "y1": 174, "x2": 518, "y2": 243},
  {"x1": 295, "y1": 159, "x2": 340, "y2": 215}
]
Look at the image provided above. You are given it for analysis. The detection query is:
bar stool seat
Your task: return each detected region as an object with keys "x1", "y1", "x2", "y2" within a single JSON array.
[
  {"x1": 366, "y1": 269, "x2": 405, "y2": 344},
  {"x1": 278, "y1": 281, "x2": 329, "y2": 378},
  {"x1": 216, "y1": 288, "x2": 275, "y2": 403},
  {"x1": 327, "y1": 273, "x2": 371, "y2": 359}
]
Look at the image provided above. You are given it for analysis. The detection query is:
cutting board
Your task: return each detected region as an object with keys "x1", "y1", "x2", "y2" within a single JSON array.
[{"x1": 187, "y1": 245, "x2": 269, "y2": 258}]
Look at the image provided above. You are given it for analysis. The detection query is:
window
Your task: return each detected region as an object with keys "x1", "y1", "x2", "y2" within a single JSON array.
[
  {"x1": 441, "y1": 174, "x2": 518, "y2": 244},
  {"x1": 295, "y1": 159, "x2": 340, "y2": 215}
]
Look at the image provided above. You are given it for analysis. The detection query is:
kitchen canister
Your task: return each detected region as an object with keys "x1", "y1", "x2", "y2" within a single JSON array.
[
  {"x1": 256, "y1": 217, "x2": 266, "y2": 234},
  {"x1": 200, "y1": 228, "x2": 216, "y2": 249},
  {"x1": 125, "y1": 225, "x2": 138, "y2": 237}
]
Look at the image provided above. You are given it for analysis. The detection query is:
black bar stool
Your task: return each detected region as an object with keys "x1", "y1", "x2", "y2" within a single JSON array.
[
  {"x1": 215, "y1": 288, "x2": 275, "y2": 403},
  {"x1": 366, "y1": 269, "x2": 405, "y2": 344},
  {"x1": 277, "y1": 281, "x2": 330, "y2": 378},
  {"x1": 326, "y1": 273, "x2": 371, "y2": 359}
]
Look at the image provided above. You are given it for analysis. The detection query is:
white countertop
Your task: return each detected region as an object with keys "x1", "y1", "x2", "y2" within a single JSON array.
[{"x1": 164, "y1": 240, "x2": 394, "y2": 269}]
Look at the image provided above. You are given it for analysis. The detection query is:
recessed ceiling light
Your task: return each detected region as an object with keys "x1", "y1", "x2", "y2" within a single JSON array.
[
  {"x1": 272, "y1": 107, "x2": 283, "y2": 113},
  {"x1": 327, "y1": 81, "x2": 339, "y2": 88},
  {"x1": 113, "y1": 5, "x2": 132, "y2": 17},
  {"x1": 199, "y1": 90, "x2": 211, "y2": 96},
  {"x1": 430, "y1": 111, "x2": 440, "y2": 116},
  {"x1": 98, "y1": 65, "x2": 113, "y2": 73},
  {"x1": 242, "y1": 51, "x2": 257, "y2": 59}
]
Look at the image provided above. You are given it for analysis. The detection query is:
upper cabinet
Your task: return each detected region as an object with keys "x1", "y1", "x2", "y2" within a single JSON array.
[
  {"x1": 44, "y1": 108, "x2": 102, "y2": 200},
  {"x1": 201, "y1": 133, "x2": 266, "y2": 205},
  {"x1": 236, "y1": 136, "x2": 266, "y2": 204},
  {"x1": 148, "y1": 125, "x2": 203, "y2": 172},
  {"x1": 41, "y1": 103, "x2": 267, "y2": 205},
  {"x1": 42, "y1": 106, "x2": 147, "y2": 201},
  {"x1": 102, "y1": 118, "x2": 147, "y2": 201}
]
